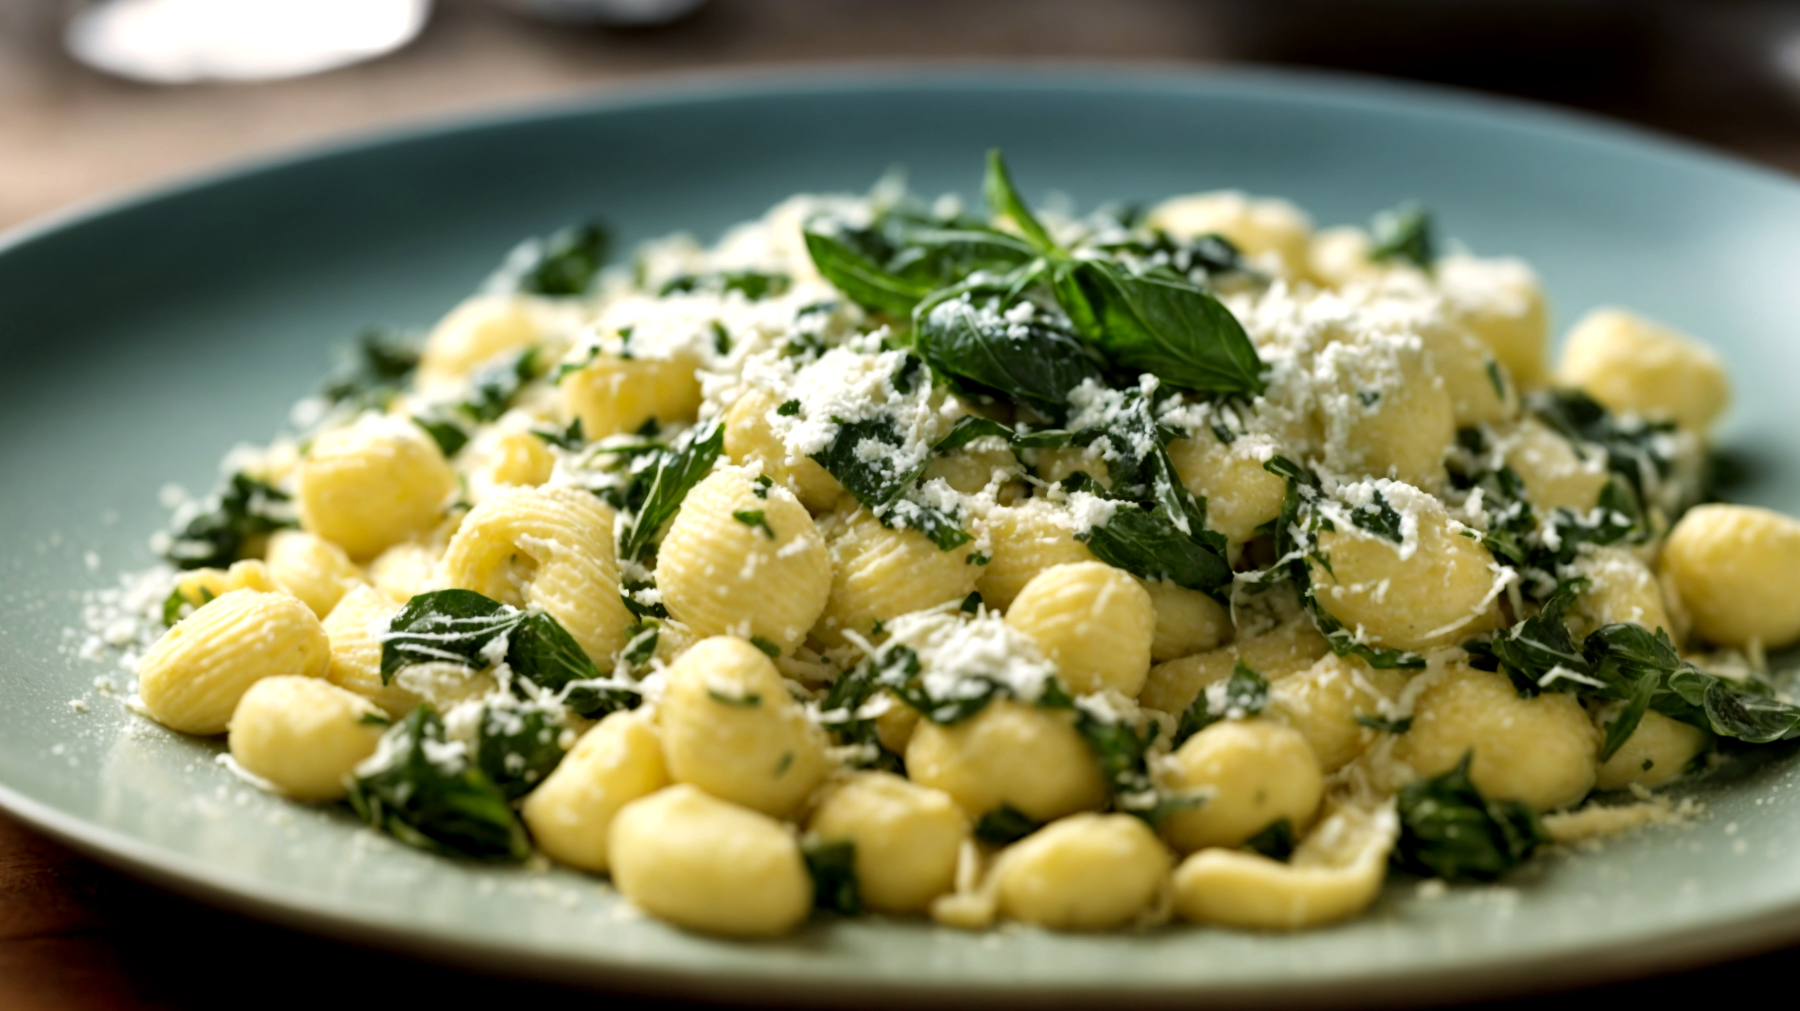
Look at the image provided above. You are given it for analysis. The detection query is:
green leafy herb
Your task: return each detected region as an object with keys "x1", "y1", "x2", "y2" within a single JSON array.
[
  {"x1": 459, "y1": 348, "x2": 538, "y2": 423},
  {"x1": 802, "y1": 839, "x2": 862, "y2": 915},
  {"x1": 475, "y1": 700, "x2": 568, "y2": 801},
  {"x1": 1173, "y1": 662, "x2": 1270, "y2": 747},
  {"x1": 1368, "y1": 203, "x2": 1435, "y2": 271},
  {"x1": 614, "y1": 422, "x2": 726, "y2": 565},
  {"x1": 752, "y1": 475, "x2": 773, "y2": 499},
  {"x1": 711, "y1": 321, "x2": 732, "y2": 355},
  {"x1": 1245, "y1": 819, "x2": 1296, "y2": 862},
  {"x1": 530, "y1": 417, "x2": 585, "y2": 451},
  {"x1": 1529, "y1": 389, "x2": 1678, "y2": 510},
  {"x1": 933, "y1": 416, "x2": 1013, "y2": 453},
  {"x1": 319, "y1": 328, "x2": 421, "y2": 408},
  {"x1": 414, "y1": 415, "x2": 470, "y2": 458},
  {"x1": 707, "y1": 688, "x2": 763, "y2": 707},
  {"x1": 732, "y1": 509, "x2": 775, "y2": 539},
  {"x1": 513, "y1": 222, "x2": 610, "y2": 297},
  {"x1": 801, "y1": 225, "x2": 940, "y2": 317},
  {"x1": 160, "y1": 472, "x2": 296, "y2": 570},
  {"x1": 1392, "y1": 753, "x2": 1546, "y2": 882},
  {"x1": 913, "y1": 294, "x2": 1107, "y2": 422},
  {"x1": 346, "y1": 706, "x2": 530, "y2": 862},
  {"x1": 959, "y1": 591, "x2": 983, "y2": 614},
  {"x1": 659, "y1": 270, "x2": 791, "y2": 301},
  {"x1": 749, "y1": 635, "x2": 782, "y2": 658},
  {"x1": 777, "y1": 398, "x2": 801, "y2": 417},
  {"x1": 1052, "y1": 258, "x2": 1266, "y2": 396},
  {"x1": 161, "y1": 588, "x2": 189, "y2": 626},
  {"x1": 1348, "y1": 489, "x2": 1406, "y2": 543},
  {"x1": 983, "y1": 148, "x2": 1057, "y2": 252},
  {"x1": 810, "y1": 415, "x2": 971, "y2": 552},
  {"x1": 1356, "y1": 714, "x2": 1414, "y2": 734},
  {"x1": 974, "y1": 804, "x2": 1040, "y2": 846},
  {"x1": 1079, "y1": 500, "x2": 1233, "y2": 596}
]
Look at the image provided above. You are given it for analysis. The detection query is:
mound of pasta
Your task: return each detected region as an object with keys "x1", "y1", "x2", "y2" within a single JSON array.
[{"x1": 129, "y1": 152, "x2": 1800, "y2": 937}]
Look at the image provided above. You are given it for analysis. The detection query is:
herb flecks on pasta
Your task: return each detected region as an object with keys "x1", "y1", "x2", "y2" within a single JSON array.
[{"x1": 122, "y1": 151, "x2": 1800, "y2": 941}]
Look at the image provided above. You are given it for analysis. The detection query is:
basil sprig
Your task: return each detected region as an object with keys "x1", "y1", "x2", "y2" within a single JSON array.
[{"x1": 347, "y1": 706, "x2": 531, "y2": 862}]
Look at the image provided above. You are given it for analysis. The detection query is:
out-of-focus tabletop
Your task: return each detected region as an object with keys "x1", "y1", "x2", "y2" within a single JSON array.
[{"x1": 4, "y1": 1, "x2": 1800, "y2": 1007}]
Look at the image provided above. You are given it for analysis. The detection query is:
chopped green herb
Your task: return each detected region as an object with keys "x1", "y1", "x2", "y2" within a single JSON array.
[
  {"x1": 707, "y1": 688, "x2": 763, "y2": 707},
  {"x1": 513, "y1": 222, "x2": 610, "y2": 297},
  {"x1": 458, "y1": 348, "x2": 537, "y2": 424},
  {"x1": 614, "y1": 422, "x2": 726, "y2": 565},
  {"x1": 711, "y1": 321, "x2": 732, "y2": 356},
  {"x1": 319, "y1": 327, "x2": 421, "y2": 409},
  {"x1": 974, "y1": 804, "x2": 1040, "y2": 846},
  {"x1": 732, "y1": 509, "x2": 776, "y2": 539},
  {"x1": 475, "y1": 700, "x2": 567, "y2": 801},
  {"x1": 160, "y1": 472, "x2": 296, "y2": 570},
  {"x1": 1369, "y1": 203, "x2": 1435, "y2": 271},
  {"x1": 1356, "y1": 714, "x2": 1414, "y2": 734},
  {"x1": 1174, "y1": 662, "x2": 1270, "y2": 747},
  {"x1": 1392, "y1": 753, "x2": 1545, "y2": 882},
  {"x1": 749, "y1": 635, "x2": 782, "y2": 658},
  {"x1": 752, "y1": 474, "x2": 773, "y2": 499},
  {"x1": 959, "y1": 591, "x2": 983, "y2": 614},
  {"x1": 413, "y1": 415, "x2": 470, "y2": 458},
  {"x1": 802, "y1": 839, "x2": 863, "y2": 915},
  {"x1": 777, "y1": 399, "x2": 801, "y2": 417},
  {"x1": 346, "y1": 706, "x2": 530, "y2": 862},
  {"x1": 530, "y1": 417, "x2": 585, "y2": 451},
  {"x1": 1245, "y1": 819, "x2": 1296, "y2": 862},
  {"x1": 659, "y1": 270, "x2": 791, "y2": 301}
]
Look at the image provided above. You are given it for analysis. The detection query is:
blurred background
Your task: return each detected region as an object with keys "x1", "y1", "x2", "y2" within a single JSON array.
[
  {"x1": 5, "y1": 2, "x2": 1800, "y2": 1008},
  {"x1": 6, "y1": 0, "x2": 1800, "y2": 231}
]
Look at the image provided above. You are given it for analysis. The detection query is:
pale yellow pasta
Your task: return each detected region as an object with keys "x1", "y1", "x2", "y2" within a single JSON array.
[
  {"x1": 974, "y1": 500, "x2": 1097, "y2": 611},
  {"x1": 439, "y1": 484, "x2": 632, "y2": 664},
  {"x1": 874, "y1": 694, "x2": 922, "y2": 755},
  {"x1": 1266, "y1": 653, "x2": 1408, "y2": 773},
  {"x1": 1310, "y1": 491, "x2": 1503, "y2": 652},
  {"x1": 1148, "y1": 191, "x2": 1312, "y2": 278},
  {"x1": 608, "y1": 785, "x2": 811, "y2": 939},
  {"x1": 808, "y1": 771, "x2": 967, "y2": 914},
  {"x1": 522, "y1": 710, "x2": 670, "y2": 873},
  {"x1": 1414, "y1": 315, "x2": 1516, "y2": 427},
  {"x1": 1004, "y1": 562, "x2": 1154, "y2": 697},
  {"x1": 906, "y1": 700, "x2": 1107, "y2": 823},
  {"x1": 320, "y1": 585, "x2": 420, "y2": 716},
  {"x1": 297, "y1": 414, "x2": 456, "y2": 560},
  {"x1": 724, "y1": 389, "x2": 844, "y2": 512},
  {"x1": 1142, "y1": 579, "x2": 1231, "y2": 663},
  {"x1": 1140, "y1": 618, "x2": 1330, "y2": 715},
  {"x1": 1306, "y1": 226, "x2": 1380, "y2": 288},
  {"x1": 367, "y1": 540, "x2": 441, "y2": 603},
  {"x1": 1165, "y1": 430, "x2": 1288, "y2": 546},
  {"x1": 1436, "y1": 253, "x2": 1552, "y2": 389},
  {"x1": 139, "y1": 590, "x2": 330, "y2": 735},
  {"x1": 466, "y1": 429, "x2": 555, "y2": 504},
  {"x1": 814, "y1": 506, "x2": 977, "y2": 648},
  {"x1": 1500, "y1": 416, "x2": 1609, "y2": 513},
  {"x1": 1558, "y1": 308, "x2": 1730, "y2": 430},
  {"x1": 1159, "y1": 719, "x2": 1324, "y2": 853},
  {"x1": 227, "y1": 675, "x2": 384, "y2": 801},
  {"x1": 264, "y1": 530, "x2": 364, "y2": 619},
  {"x1": 1393, "y1": 664, "x2": 1598, "y2": 812},
  {"x1": 658, "y1": 466, "x2": 832, "y2": 655},
  {"x1": 657, "y1": 636, "x2": 831, "y2": 819},
  {"x1": 1319, "y1": 338, "x2": 1456, "y2": 491},
  {"x1": 418, "y1": 294, "x2": 567, "y2": 388},
  {"x1": 995, "y1": 814, "x2": 1172, "y2": 931},
  {"x1": 1594, "y1": 709, "x2": 1710, "y2": 792},
  {"x1": 1662, "y1": 504, "x2": 1800, "y2": 649},
  {"x1": 1172, "y1": 802, "x2": 1398, "y2": 930},
  {"x1": 1029, "y1": 444, "x2": 1110, "y2": 488},
  {"x1": 922, "y1": 439, "x2": 1024, "y2": 500},
  {"x1": 172, "y1": 559, "x2": 279, "y2": 606},
  {"x1": 1568, "y1": 546, "x2": 1673, "y2": 639},
  {"x1": 561, "y1": 350, "x2": 703, "y2": 439}
]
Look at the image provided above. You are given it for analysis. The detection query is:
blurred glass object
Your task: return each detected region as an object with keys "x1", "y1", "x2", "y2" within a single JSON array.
[
  {"x1": 65, "y1": 0, "x2": 432, "y2": 84},
  {"x1": 491, "y1": 0, "x2": 709, "y2": 26}
]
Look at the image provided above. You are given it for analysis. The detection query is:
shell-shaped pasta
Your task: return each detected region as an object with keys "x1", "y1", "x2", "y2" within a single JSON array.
[
  {"x1": 439, "y1": 485, "x2": 632, "y2": 664},
  {"x1": 995, "y1": 814, "x2": 1172, "y2": 931},
  {"x1": 227, "y1": 676, "x2": 384, "y2": 801},
  {"x1": 1029, "y1": 445, "x2": 1110, "y2": 488},
  {"x1": 1166, "y1": 430, "x2": 1288, "y2": 546},
  {"x1": 1147, "y1": 191, "x2": 1312, "y2": 278},
  {"x1": 1310, "y1": 490, "x2": 1503, "y2": 653},
  {"x1": 658, "y1": 636, "x2": 831, "y2": 819},
  {"x1": 1557, "y1": 308, "x2": 1730, "y2": 430},
  {"x1": 367, "y1": 540, "x2": 441, "y2": 603},
  {"x1": 522, "y1": 709, "x2": 671, "y2": 872},
  {"x1": 609, "y1": 785, "x2": 811, "y2": 939},
  {"x1": 1159, "y1": 719, "x2": 1324, "y2": 853},
  {"x1": 975, "y1": 500, "x2": 1097, "y2": 612},
  {"x1": 814, "y1": 507, "x2": 977, "y2": 648},
  {"x1": 1436, "y1": 253, "x2": 1551, "y2": 390},
  {"x1": 1568, "y1": 546, "x2": 1673, "y2": 640},
  {"x1": 418, "y1": 294, "x2": 571, "y2": 389},
  {"x1": 1173, "y1": 802, "x2": 1398, "y2": 930},
  {"x1": 1266, "y1": 653, "x2": 1408, "y2": 773},
  {"x1": 264, "y1": 530, "x2": 364, "y2": 619},
  {"x1": 1662, "y1": 504, "x2": 1800, "y2": 649},
  {"x1": 297, "y1": 414, "x2": 456, "y2": 560},
  {"x1": 321, "y1": 584, "x2": 420, "y2": 716},
  {"x1": 1004, "y1": 562, "x2": 1154, "y2": 697},
  {"x1": 1499, "y1": 417, "x2": 1609, "y2": 513},
  {"x1": 1594, "y1": 709, "x2": 1710, "y2": 791},
  {"x1": 1143, "y1": 579, "x2": 1231, "y2": 663},
  {"x1": 466, "y1": 429, "x2": 555, "y2": 505},
  {"x1": 561, "y1": 351, "x2": 702, "y2": 439},
  {"x1": 905, "y1": 700, "x2": 1107, "y2": 823},
  {"x1": 138, "y1": 590, "x2": 330, "y2": 735},
  {"x1": 724, "y1": 388, "x2": 844, "y2": 512},
  {"x1": 658, "y1": 467, "x2": 832, "y2": 655},
  {"x1": 1140, "y1": 618, "x2": 1330, "y2": 715},
  {"x1": 808, "y1": 771, "x2": 967, "y2": 914},
  {"x1": 1394, "y1": 664, "x2": 1598, "y2": 812}
]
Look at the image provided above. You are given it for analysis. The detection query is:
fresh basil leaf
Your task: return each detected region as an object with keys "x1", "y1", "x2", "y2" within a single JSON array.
[
  {"x1": 933, "y1": 415, "x2": 1014, "y2": 453},
  {"x1": 659, "y1": 270, "x2": 791, "y2": 301},
  {"x1": 160, "y1": 472, "x2": 296, "y2": 570},
  {"x1": 1099, "y1": 231, "x2": 1247, "y2": 279},
  {"x1": 1392, "y1": 752, "x2": 1545, "y2": 882},
  {"x1": 1079, "y1": 502, "x2": 1233, "y2": 595},
  {"x1": 616, "y1": 421, "x2": 725, "y2": 565},
  {"x1": 974, "y1": 804, "x2": 1040, "y2": 846},
  {"x1": 1052, "y1": 258, "x2": 1265, "y2": 396},
  {"x1": 811, "y1": 415, "x2": 918, "y2": 507},
  {"x1": 379, "y1": 589, "x2": 519, "y2": 683},
  {"x1": 884, "y1": 226, "x2": 1039, "y2": 282},
  {"x1": 1484, "y1": 580, "x2": 1589, "y2": 698},
  {"x1": 1368, "y1": 203, "x2": 1435, "y2": 271},
  {"x1": 346, "y1": 706, "x2": 530, "y2": 862},
  {"x1": 1173, "y1": 662, "x2": 1270, "y2": 747},
  {"x1": 475, "y1": 700, "x2": 568, "y2": 801},
  {"x1": 1245, "y1": 819, "x2": 1296, "y2": 861},
  {"x1": 802, "y1": 225, "x2": 936, "y2": 316},
  {"x1": 983, "y1": 149, "x2": 1058, "y2": 253},
  {"x1": 319, "y1": 327, "x2": 421, "y2": 408},
  {"x1": 802, "y1": 839, "x2": 862, "y2": 915},
  {"x1": 514, "y1": 222, "x2": 610, "y2": 297},
  {"x1": 913, "y1": 294, "x2": 1107, "y2": 421},
  {"x1": 413, "y1": 415, "x2": 470, "y2": 458}
]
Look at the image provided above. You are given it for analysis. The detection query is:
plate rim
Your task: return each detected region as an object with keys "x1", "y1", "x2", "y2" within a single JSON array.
[{"x1": 4, "y1": 62, "x2": 1800, "y2": 1005}]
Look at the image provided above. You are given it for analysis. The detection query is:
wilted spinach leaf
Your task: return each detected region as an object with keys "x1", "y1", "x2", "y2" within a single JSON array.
[
  {"x1": 1052, "y1": 258, "x2": 1265, "y2": 396},
  {"x1": 913, "y1": 294, "x2": 1107, "y2": 422},
  {"x1": 802, "y1": 839, "x2": 863, "y2": 915},
  {"x1": 1392, "y1": 752, "x2": 1545, "y2": 882},
  {"x1": 614, "y1": 421, "x2": 725, "y2": 565},
  {"x1": 475, "y1": 700, "x2": 567, "y2": 801},
  {"x1": 513, "y1": 222, "x2": 610, "y2": 297},
  {"x1": 346, "y1": 706, "x2": 530, "y2": 862},
  {"x1": 160, "y1": 472, "x2": 296, "y2": 570},
  {"x1": 1369, "y1": 203, "x2": 1435, "y2": 271}
]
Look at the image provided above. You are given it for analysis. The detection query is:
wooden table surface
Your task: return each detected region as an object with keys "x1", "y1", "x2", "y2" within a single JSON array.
[{"x1": 5, "y1": 1, "x2": 1800, "y2": 1006}]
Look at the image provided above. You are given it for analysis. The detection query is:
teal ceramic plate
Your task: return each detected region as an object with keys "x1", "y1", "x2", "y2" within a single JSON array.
[{"x1": 4, "y1": 68, "x2": 1800, "y2": 1007}]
